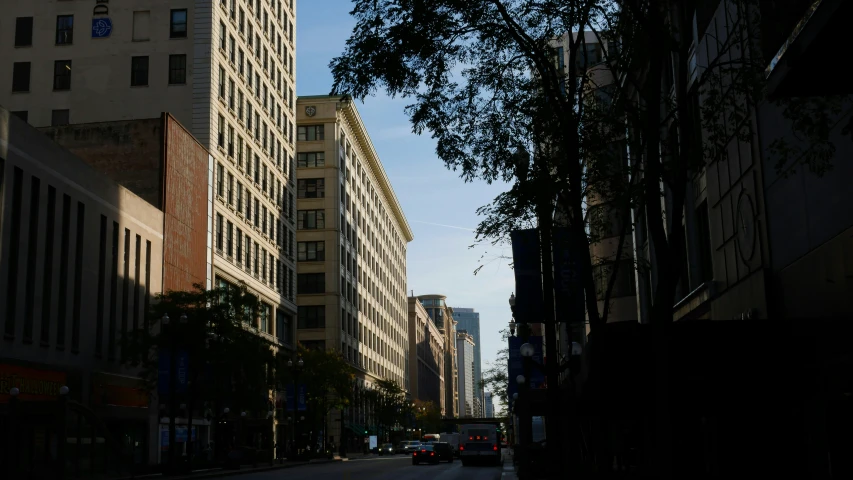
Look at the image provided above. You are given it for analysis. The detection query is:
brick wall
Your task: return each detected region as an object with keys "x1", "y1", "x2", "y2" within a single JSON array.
[{"x1": 163, "y1": 115, "x2": 209, "y2": 292}]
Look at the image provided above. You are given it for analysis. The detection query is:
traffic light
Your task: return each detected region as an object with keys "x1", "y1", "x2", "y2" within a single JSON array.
[{"x1": 364, "y1": 429, "x2": 368, "y2": 435}]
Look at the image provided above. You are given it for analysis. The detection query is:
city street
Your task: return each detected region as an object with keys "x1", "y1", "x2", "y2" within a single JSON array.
[{"x1": 225, "y1": 455, "x2": 506, "y2": 480}]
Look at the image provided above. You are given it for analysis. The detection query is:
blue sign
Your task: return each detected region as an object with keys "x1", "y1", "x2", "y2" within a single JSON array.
[
  {"x1": 92, "y1": 18, "x2": 113, "y2": 38},
  {"x1": 157, "y1": 349, "x2": 190, "y2": 395},
  {"x1": 285, "y1": 384, "x2": 307, "y2": 411},
  {"x1": 507, "y1": 337, "x2": 523, "y2": 401}
]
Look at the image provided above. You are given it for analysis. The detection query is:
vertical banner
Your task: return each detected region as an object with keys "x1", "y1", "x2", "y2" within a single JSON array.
[
  {"x1": 285, "y1": 384, "x2": 307, "y2": 411},
  {"x1": 527, "y1": 336, "x2": 546, "y2": 389},
  {"x1": 157, "y1": 349, "x2": 189, "y2": 395},
  {"x1": 552, "y1": 227, "x2": 585, "y2": 324},
  {"x1": 507, "y1": 337, "x2": 523, "y2": 401},
  {"x1": 511, "y1": 229, "x2": 543, "y2": 324}
]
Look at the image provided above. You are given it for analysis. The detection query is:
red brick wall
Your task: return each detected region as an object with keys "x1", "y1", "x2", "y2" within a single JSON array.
[{"x1": 163, "y1": 115, "x2": 209, "y2": 292}]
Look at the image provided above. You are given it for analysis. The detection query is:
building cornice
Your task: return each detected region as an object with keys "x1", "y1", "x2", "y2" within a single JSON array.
[{"x1": 337, "y1": 98, "x2": 414, "y2": 243}]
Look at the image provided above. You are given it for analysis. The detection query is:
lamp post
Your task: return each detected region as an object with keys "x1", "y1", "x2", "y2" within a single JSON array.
[
  {"x1": 287, "y1": 356, "x2": 304, "y2": 459},
  {"x1": 8, "y1": 387, "x2": 20, "y2": 475},
  {"x1": 162, "y1": 312, "x2": 188, "y2": 472},
  {"x1": 57, "y1": 386, "x2": 70, "y2": 480}
]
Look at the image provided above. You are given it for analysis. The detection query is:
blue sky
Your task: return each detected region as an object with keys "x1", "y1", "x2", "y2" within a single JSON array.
[{"x1": 296, "y1": 0, "x2": 513, "y2": 399}]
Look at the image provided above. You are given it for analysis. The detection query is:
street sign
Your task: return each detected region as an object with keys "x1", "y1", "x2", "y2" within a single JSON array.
[{"x1": 369, "y1": 436, "x2": 377, "y2": 449}]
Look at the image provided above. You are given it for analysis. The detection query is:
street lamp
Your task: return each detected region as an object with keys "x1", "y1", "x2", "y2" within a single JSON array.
[
  {"x1": 287, "y1": 356, "x2": 305, "y2": 459},
  {"x1": 162, "y1": 312, "x2": 189, "y2": 471},
  {"x1": 508, "y1": 293, "x2": 516, "y2": 308},
  {"x1": 57, "y1": 386, "x2": 70, "y2": 479}
]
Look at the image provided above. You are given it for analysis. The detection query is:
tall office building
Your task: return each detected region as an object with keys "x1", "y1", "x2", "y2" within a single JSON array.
[
  {"x1": 416, "y1": 294, "x2": 458, "y2": 417},
  {"x1": 0, "y1": 0, "x2": 300, "y2": 458},
  {"x1": 295, "y1": 96, "x2": 413, "y2": 449},
  {"x1": 453, "y1": 307, "x2": 483, "y2": 415},
  {"x1": 456, "y1": 330, "x2": 476, "y2": 417}
]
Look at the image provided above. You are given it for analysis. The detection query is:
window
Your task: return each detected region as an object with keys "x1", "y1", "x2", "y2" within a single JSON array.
[
  {"x1": 297, "y1": 210, "x2": 325, "y2": 229},
  {"x1": 229, "y1": 78, "x2": 235, "y2": 109},
  {"x1": 51, "y1": 110, "x2": 69, "y2": 126},
  {"x1": 131, "y1": 56, "x2": 149, "y2": 86},
  {"x1": 226, "y1": 221, "x2": 234, "y2": 256},
  {"x1": 696, "y1": 201, "x2": 714, "y2": 284},
  {"x1": 53, "y1": 60, "x2": 72, "y2": 90},
  {"x1": 239, "y1": 8, "x2": 245, "y2": 34},
  {"x1": 297, "y1": 273, "x2": 325, "y2": 294},
  {"x1": 168, "y1": 55, "x2": 187, "y2": 84},
  {"x1": 170, "y1": 9, "x2": 187, "y2": 38},
  {"x1": 219, "y1": 21, "x2": 227, "y2": 50},
  {"x1": 298, "y1": 242, "x2": 325, "y2": 261},
  {"x1": 215, "y1": 214, "x2": 224, "y2": 251},
  {"x1": 218, "y1": 115, "x2": 225, "y2": 147},
  {"x1": 228, "y1": 125, "x2": 235, "y2": 156},
  {"x1": 236, "y1": 183, "x2": 244, "y2": 211},
  {"x1": 219, "y1": 66, "x2": 226, "y2": 97},
  {"x1": 236, "y1": 229, "x2": 243, "y2": 263},
  {"x1": 297, "y1": 152, "x2": 325, "y2": 168},
  {"x1": 297, "y1": 179, "x2": 325, "y2": 199},
  {"x1": 260, "y1": 303, "x2": 271, "y2": 333},
  {"x1": 297, "y1": 125, "x2": 325, "y2": 141},
  {"x1": 132, "y1": 11, "x2": 150, "y2": 41},
  {"x1": 593, "y1": 260, "x2": 636, "y2": 300},
  {"x1": 254, "y1": 198, "x2": 260, "y2": 226},
  {"x1": 227, "y1": 173, "x2": 234, "y2": 204},
  {"x1": 297, "y1": 306, "x2": 325, "y2": 329},
  {"x1": 12, "y1": 62, "x2": 30, "y2": 92},
  {"x1": 229, "y1": 36, "x2": 236, "y2": 63},
  {"x1": 15, "y1": 17, "x2": 33, "y2": 47},
  {"x1": 216, "y1": 164, "x2": 226, "y2": 198},
  {"x1": 56, "y1": 15, "x2": 73, "y2": 45},
  {"x1": 238, "y1": 49, "x2": 245, "y2": 76}
]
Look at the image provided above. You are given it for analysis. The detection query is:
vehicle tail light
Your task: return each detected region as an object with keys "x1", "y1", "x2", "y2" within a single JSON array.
[
  {"x1": 430, "y1": 452, "x2": 434, "y2": 456},
  {"x1": 413, "y1": 452, "x2": 417, "y2": 456},
  {"x1": 493, "y1": 444, "x2": 498, "y2": 451},
  {"x1": 459, "y1": 445, "x2": 464, "y2": 451}
]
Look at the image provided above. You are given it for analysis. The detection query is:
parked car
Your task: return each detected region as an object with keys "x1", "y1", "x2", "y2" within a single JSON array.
[
  {"x1": 378, "y1": 443, "x2": 394, "y2": 455},
  {"x1": 412, "y1": 444, "x2": 439, "y2": 465},
  {"x1": 431, "y1": 442, "x2": 454, "y2": 463},
  {"x1": 401, "y1": 441, "x2": 421, "y2": 454}
]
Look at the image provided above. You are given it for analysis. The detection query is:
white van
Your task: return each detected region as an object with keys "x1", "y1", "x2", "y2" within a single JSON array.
[
  {"x1": 441, "y1": 432, "x2": 460, "y2": 456},
  {"x1": 459, "y1": 424, "x2": 501, "y2": 466}
]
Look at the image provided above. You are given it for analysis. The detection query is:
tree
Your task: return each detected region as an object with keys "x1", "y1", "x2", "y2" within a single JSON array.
[
  {"x1": 479, "y1": 329, "x2": 510, "y2": 414},
  {"x1": 122, "y1": 283, "x2": 276, "y2": 465},
  {"x1": 413, "y1": 400, "x2": 442, "y2": 434},
  {"x1": 276, "y1": 346, "x2": 355, "y2": 453}
]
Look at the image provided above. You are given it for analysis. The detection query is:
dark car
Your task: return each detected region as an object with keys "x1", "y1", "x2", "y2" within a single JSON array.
[
  {"x1": 412, "y1": 444, "x2": 439, "y2": 465},
  {"x1": 378, "y1": 443, "x2": 394, "y2": 455},
  {"x1": 432, "y1": 442, "x2": 453, "y2": 463}
]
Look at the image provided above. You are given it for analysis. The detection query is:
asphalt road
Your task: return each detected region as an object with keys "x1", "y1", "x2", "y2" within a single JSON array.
[{"x1": 226, "y1": 454, "x2": 506, "y2": 480}]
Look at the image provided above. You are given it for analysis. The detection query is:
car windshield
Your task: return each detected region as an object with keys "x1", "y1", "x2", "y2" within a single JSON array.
[
  {"x1": 419, "y1": 445, "x2": 434, "y2": 451},
  {"x1": 383, "y1": 444, "x2": 393, "y2": 448},
  {"x1": 407, "y1": 441, "x2": 420, "y2": 445}
]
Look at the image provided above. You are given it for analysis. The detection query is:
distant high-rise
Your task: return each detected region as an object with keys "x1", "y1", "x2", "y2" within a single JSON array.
[
  {"x1": 456, "y1": 330, "x2": 476, "y2": 417},
  {"x1": 453, "y1": 308, "x2": 483, "y2": 415},
  {"x1": 484, "y1": 391, "x2": 495, "y2": 418}
]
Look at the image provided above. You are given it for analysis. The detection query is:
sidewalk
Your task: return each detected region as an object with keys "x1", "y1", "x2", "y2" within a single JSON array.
[
  {"x1": 502, "y1": 448, "x2": 519, "y2": 480},
  {"x1": 117, "y1": 458, "x2": 341, "y2": 480}
]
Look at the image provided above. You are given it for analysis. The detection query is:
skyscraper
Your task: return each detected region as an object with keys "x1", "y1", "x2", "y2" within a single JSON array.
[{"x1": 453, "y1": 307, "x2": 483, "y2": 415}]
